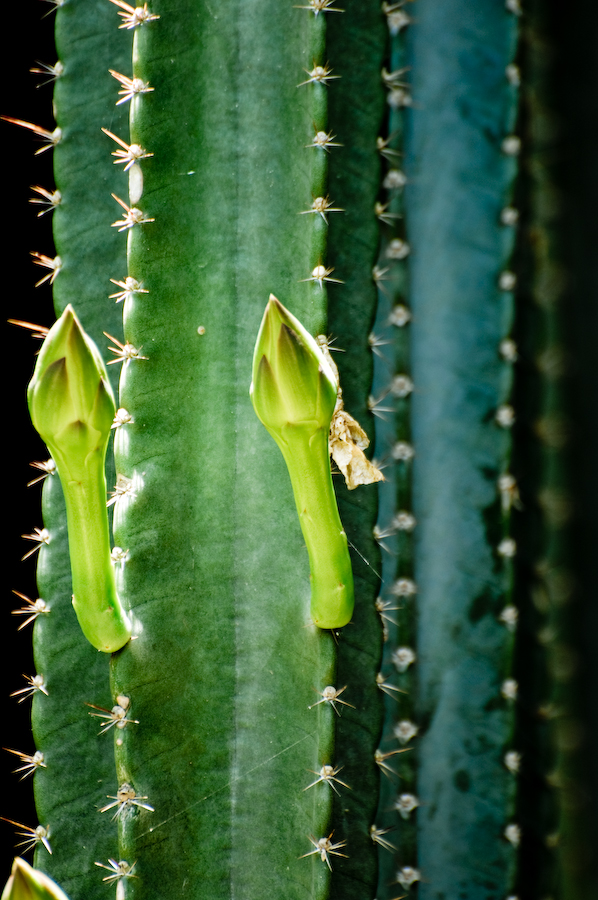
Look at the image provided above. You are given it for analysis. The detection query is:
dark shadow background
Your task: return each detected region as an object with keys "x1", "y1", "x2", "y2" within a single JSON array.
[{"x1": 3, "y1": 0, "x2": 57, "y2": 883}]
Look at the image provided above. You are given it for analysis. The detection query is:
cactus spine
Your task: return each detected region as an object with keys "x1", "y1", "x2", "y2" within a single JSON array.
[{"x1": 4, "y1": 1, "x2": 598, "y2": 899}]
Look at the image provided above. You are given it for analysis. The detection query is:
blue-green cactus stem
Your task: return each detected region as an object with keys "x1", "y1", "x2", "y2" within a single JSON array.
[
  {"x1": 403, "y1": 0, "x2": 522, "y2": 895},
  {"x1": 511, "y1": 3, "x2": 595, "y2": 895}
]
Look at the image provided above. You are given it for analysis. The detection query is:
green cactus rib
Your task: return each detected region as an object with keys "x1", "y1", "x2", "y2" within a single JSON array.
[
  {"x1": 403, "y1": 1, "x2": 522, "y2": 896},
  {"x1": 324, "y1": 3, "x2": 387, "y2": 895},
  {"x1": 91, "y1": 1, "x2": 387, "y2": 898},
  {"x1": 26, "y1": 1, "x2": 132, "y2": 894},
  {"x1": 368, "y1": 7, "x2": 419, "y2": 896},
  {"x1": 51, "y1": 0, "x2": 129, "y2": 368}
]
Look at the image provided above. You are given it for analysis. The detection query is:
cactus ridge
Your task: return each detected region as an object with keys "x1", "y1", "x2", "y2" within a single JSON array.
[
  {"x1": 111, "y1": 3, "x2": 335, "y2": 896},
  {"x1": 370, "y1": 9, "x2": 419, "y2": 896},
  {"x1": 9, "y1": 3, "x2": 134, "y2": 894}
]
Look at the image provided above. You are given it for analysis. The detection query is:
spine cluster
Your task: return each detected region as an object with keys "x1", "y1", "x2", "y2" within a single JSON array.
[
  {"x1": 371, "y1": 4, "x2": 419, "y2": 895},
  {"x1": 495, "y1": 7, "x2": 524, "y2": 896}
]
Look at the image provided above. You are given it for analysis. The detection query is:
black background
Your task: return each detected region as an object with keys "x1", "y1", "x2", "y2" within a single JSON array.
[{"x1": 3, "y1": 0, "x2": 57, "y2": 883}]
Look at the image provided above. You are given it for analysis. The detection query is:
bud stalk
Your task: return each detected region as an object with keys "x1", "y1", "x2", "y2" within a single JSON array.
[
  {"x1": 28, "y1": 305, "x2": 131, "y2": 652},
  {"x1": 251, "y1": 296, "x2": 354, "y2": 628}
]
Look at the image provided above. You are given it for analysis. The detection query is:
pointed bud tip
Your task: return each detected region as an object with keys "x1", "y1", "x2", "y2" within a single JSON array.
[
  {"x1": 251, "y1": 296, "x2": 337, "y2": 435},
  {"x1": 2, "y1": 859, "x2": 70, "y2": 900},
  {"x1": 27, "y1": 305, "x2": 115, "y2": 465}
]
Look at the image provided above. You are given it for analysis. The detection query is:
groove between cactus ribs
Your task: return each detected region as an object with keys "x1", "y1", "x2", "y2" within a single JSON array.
[{"x1": 371, "y1": 4, "x2": 419, "y2": 895}]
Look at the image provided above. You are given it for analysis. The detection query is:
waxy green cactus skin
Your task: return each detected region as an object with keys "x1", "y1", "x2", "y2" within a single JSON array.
[{"x1": 4, "y1": 0, "x2": 598, "y2": 899}]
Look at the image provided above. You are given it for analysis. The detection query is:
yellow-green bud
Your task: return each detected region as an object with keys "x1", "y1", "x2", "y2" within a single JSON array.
[
  {"x1": 2, "y1": 859, "x2": 70, "y2": 900},
  {"x1": 27, "y1": 305, "x2": 115, "y2": 478},
  {"x1": 250, "y1": 294, "x2": 338, "y2": 441},
  {"x1": 250, "y1": 296, "x2": 354, "y2": 629},
  {"x1": 26, "y1": 305, "x2": 130, "y2": 652}
]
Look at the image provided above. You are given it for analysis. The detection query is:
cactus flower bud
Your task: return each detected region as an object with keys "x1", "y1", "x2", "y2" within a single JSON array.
[
  {"x1": 251, "y1": 295, "x2": 338, "y2": 438},
  {"x1": 251, "y1": 296, "x2": 354, "y2": 629},
  {"x1": 28, "y1": 305, "x2": 116, "y2": 478},
  {"x1": 27, "y1": 306, "x2": 131, "y2": 653},
  {"x1": 1, "y1": 859, "x2": 70, "y2": 900}
]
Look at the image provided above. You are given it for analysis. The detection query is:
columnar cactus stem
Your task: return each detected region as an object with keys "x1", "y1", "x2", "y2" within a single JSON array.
[
  {"x1": 324, "y1": 4, "x2": 387, "y2": 895},
  {"x1": 512, "y1": 3, "x2": 596, "y2": 895},
  {"x1": 403, "y1": 2, "x2": 523, "y2": 895},
  {"x1": 105, "y1": 1, "x2": 382, "y2": 897},
  {"x1": 5, "y1": 3, "x2": 133, "y2": 891}
]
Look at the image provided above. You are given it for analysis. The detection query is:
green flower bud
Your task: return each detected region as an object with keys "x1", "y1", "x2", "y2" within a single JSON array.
[
  {"x1": 251, "y1": 294, "x2": 338, "y2": 441},
  {"x1": 2, "y1": 859, "x2": 70, "y2": 900},
  {"x1": 26, "y1": 305, "x2": 131, "y2": 653},
  {"x1": 27, "y1": 304, "x2": 115, "y2": 479},
  {"x1": 250, "y1": 296, "x2": 354, "y2": 629}
]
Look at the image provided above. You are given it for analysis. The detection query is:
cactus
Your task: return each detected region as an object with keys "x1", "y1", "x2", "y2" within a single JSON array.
[{"x1": 3, "y1": 1, "x2": 598, "y2": 899}]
